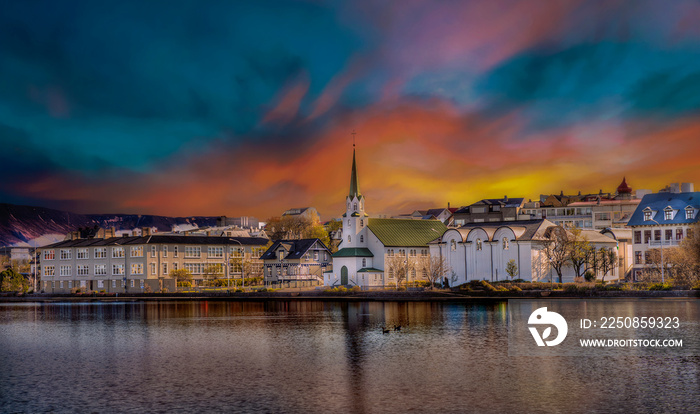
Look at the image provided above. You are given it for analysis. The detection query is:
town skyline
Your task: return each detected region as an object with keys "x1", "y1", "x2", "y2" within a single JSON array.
[{"x1": 2, "y1": 1, "x2": 700, "y2": 219}]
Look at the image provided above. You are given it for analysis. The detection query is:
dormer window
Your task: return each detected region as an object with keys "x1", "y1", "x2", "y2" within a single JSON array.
[
  {"x1": 664, "y1": 207, "x2": 674, "y2": 221},
  {"x1": 279, "y1": 251, "x2": 284, "y2": 260},
  {"x1": 686, "y1": 207, "x2": 695, "y2": 220},
  {"x1": 643, "y1": 208, "x2": 652, "y2": 221}
]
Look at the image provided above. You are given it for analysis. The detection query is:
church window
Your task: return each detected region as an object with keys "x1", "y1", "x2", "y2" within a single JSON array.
[
  {"x1": 503, "y1": 238, "x2": 509, "y2": 250},
  {"x1": 348, "y1": 236, "x2": 351, "y2": 242},
  {"x1": 360, "y1": 235, "x2": 364, "y2": 243},
  {"x1": 354, "y1": 203, "x2": 357, "y2": 211},
  {"x1": 450, "y1": 240, "x2": 456, "y2": 251},
  {"x1": 476, "y1": 239, "x2": 483, "y2": 251},
  {"x1": 360, "y1": 220, "x2": 364, "y2": 227},
  {"x1": 362, "y1": 258, "x2": 366, "y2": 267}
]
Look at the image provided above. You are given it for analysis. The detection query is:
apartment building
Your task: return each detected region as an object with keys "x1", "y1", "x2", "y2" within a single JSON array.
[
  {"x1": 39, "y1": 233, "x2": 269, "y2": 293},
  {"x1": 260, "y1": 238, "x2": 331, "y2": 286}
]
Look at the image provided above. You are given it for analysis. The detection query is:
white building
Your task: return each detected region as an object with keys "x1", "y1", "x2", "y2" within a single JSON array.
[{"x1": 325, "y1": 146, "x2": 447, "y2": 288}]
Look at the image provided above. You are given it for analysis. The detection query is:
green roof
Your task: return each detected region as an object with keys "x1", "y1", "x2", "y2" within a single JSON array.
[
  {"x1": 349, "y1": 148, "x2": 362, "y2": 199},
  {"x1": 367, "y1": 218, "x2": 447, "y2": 247},
  {"x1": 357, "y1": 267, "x2": 383, "y2": 273},
  {"x1": 333, "y1": 247, "x2": 374, "y2": 257}
]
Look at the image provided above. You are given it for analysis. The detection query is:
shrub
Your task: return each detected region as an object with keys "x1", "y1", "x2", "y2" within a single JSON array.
[
  {"x1": 692, "y1": 281, "x2": 700, "y2": 291},
  {"x1": 584, "y1": 271, "x2": 596, "y2": 282},
  {"x1": 648, "y1": 283, "x2": 673, "y2": 291},
  {"x1": 351, "y1": 285, "x2": 361, "y2": 293},
  {"x1": 564, "y1": 284, "x2": 579, "y2": 293},
  {"x1": 258, "y1": 288, "x2": 268, "y2": 293},
  {"x1": 509, "y1": 286, "x2": 522, "y2": 292},
  {"x1": 512, "y1": 279, "x2": 527, "y2": 283}
]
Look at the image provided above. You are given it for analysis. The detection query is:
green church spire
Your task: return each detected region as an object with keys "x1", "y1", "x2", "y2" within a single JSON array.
[{"x1": 349, "y1": 147, "x2": 361, "y2": 199}]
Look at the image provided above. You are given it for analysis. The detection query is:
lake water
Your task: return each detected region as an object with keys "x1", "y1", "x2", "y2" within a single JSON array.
[{"x1": 1, "y1": 299, "x2": 698, "y2": 413}]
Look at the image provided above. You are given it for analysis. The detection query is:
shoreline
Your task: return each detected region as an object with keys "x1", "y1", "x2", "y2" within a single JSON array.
[{"x1": 1, "y1": 289, "x2": 698, "y2": 302}]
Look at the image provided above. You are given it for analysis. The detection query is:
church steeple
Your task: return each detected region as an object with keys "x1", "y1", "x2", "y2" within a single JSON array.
[{"x1": 349, "y1": 148, "x2": 362, "y2": 199}]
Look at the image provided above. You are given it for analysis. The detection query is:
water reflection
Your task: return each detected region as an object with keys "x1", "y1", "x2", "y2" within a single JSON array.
[{"x1": 0, "y1": 300, "x2": 698, "y2": 413}]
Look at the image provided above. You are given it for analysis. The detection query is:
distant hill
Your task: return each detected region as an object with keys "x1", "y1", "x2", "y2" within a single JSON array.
[{"x1": 0, "y1": 203, "x2": 219, "y2": 246}]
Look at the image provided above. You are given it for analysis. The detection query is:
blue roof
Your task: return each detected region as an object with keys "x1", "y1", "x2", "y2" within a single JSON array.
[{"x1": 627, "y1": 192, "x2": 700, "y2": 226}]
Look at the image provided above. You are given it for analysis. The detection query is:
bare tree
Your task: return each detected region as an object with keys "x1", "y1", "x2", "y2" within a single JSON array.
[
  {"x1": 596, "y1": 247, "x2": 616, "y2": 283},
  {"x1": 540, "y1": 226, "x2": 570, "y2": 283},
  {"x1": 567, "y1": 227, "x2": 595, "y2": 280},
  {"x1": 421, "y1": 255, "x2": 450, "y2": 289},
  {"x1": 385, "y1": 255, "x2": 415, "y2": 289}
]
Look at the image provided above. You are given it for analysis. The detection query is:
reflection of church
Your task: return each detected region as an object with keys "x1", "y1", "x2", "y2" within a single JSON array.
[{"x1": 324, "y1": 144, "x2": 447, "y2": 288}]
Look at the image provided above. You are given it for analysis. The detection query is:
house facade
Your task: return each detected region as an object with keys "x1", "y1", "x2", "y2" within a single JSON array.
[
  {"x1": 430, "y1": 219, "x2": 621, "y2": 285},
  {"x1": 39, "y1": 234, "x2": 268, "y2": 293},
  {"x1": 325, "y1": 145, "x2": 447, "y2": 289},
  {"x1": 627, "y1": 191, "x2": 700, "y2": 280},
  {"x1": 453, "y1": 197, "x2": 528, "y2": 226},
  {"x1": 260, "y1": 238, "x2": 331, "y2": 286}
]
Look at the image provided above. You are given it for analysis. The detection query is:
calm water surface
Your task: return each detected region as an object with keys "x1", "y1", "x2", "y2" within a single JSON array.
[{"x1": 1, "y1": 299, "x2": 699, "y2": 413}]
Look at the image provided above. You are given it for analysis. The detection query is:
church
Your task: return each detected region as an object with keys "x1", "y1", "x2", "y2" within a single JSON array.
[{"x1": 324, "y1": 145, "x2": 447, "y2": 288}]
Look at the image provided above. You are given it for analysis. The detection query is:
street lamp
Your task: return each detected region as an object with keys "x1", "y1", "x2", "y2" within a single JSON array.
[
  {"x1": 229, "y1": 239, "x2": 244, "y2": 289},
  {"x1": 648, "y1": 218, "x2": 665, "y2": 283}
]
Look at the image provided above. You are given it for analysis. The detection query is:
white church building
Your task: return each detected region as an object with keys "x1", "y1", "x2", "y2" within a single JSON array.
[{"x1": 324, "y1": 146, "x2": 447, "y2": 288}]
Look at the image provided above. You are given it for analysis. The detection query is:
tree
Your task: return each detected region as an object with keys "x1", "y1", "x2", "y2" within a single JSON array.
[
  {"x1": 422, "y1": 255, "x2": 450, "y2": 289},
  {"x1": 169, "y1": 268, "x2": 193, "y2": 287},
  {"x1": 596, "y1": 247, "x2": 616, "y2": 283},
  {"x1": 540, "y1": 226, "x2": 570, "y2": 283},
  {"x1": 0, "y1": 268, "x2": 29, "y2": 293},
  {"x1": 324, "y1": 220, "x2": 343, "y2": 253},
  {"x1": 506, "y1": 259, "x2": 518, "y2": 280},
  {"x1": 202, "y1": 264, "x2": 223, "y2": 285},
  {"x1": 567, "y1": 227, "x2": 595, "y2": 280},
  {"x1": 385, "y1": 255, "x2": 417, "y2": 289},
  {"x1": 265, "y1": 215, "x2": 331, "y2": 248}
]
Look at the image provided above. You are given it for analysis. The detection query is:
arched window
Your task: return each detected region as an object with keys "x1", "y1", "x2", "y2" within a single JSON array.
[
  {"x1": 348, "y1": 236, "x2": 351, "y2": 243},
  {"x1": 450, "y1": 240, "x2": 456, "y2": 251},
  {"x1": 503, "y1": 237, "x2": 509, "y2": 250},
  {"x1": 360, "y1": 219, "x2": 364, "y2": 227},
  {"x1": 476, "y1": 239, "x2": 482, "y2": 251},
  {"x1": 354, "y1": 203, "x2": 358, "y2": 211},
  {"x1": 360, "y1": 235, "x2": 364, "y2": 243}
]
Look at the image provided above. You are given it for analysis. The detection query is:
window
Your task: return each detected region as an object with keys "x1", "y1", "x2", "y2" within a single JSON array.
[
  {"x1": 635, "y1": 251, "x2": 642, "y2": 265},
  {"x1": 151, "y1": 263, "x2": 156, "y2": 275},
  {"x1": 664, "y1": 208, "x2": 673, "y2": 221},
  {"x1": 279, "y1": 250, "x2": 285, "y2": 260},
  {"x1": 451, "y1": 240, "x2": 456, "y2": 251},
  {"x1": 324, "y1": 252, "x2": 328, "y2": 261},
  {"x1": 476, "y1": 239, "x2": 483, "y2": 251},
  {"x1": 59, "y1": 281, "x2": 64, "y2": 289},
  {"x1": 348, "y1": 236, "x2": 351, "y2": 243},
  {"x1": 174, "y1": 246, "x2": 179, "y2": 257},
  {"x1": 409, "y1": 249, "x2": 416, "y2": 257},
  {"x1": 151, "y1": 246, "x2": 157, "y2": 257},
  {"x1": 634, "y1": 231, "x2": 641, "y2": 244},
  {"x1": 131, "y1": 280, "x2": 135, "y2": 288},
  {"x1": 676, "y1": 229, "x2": 684, "y2": 240},
  {"x1": 360, "y1": 235, "x2": 364, "y2": 243},
  {"x1": 387, "y1": 249, "x2": 394, "y2": 256},
  {"x1": 77, "y1": 248, "x2": 89, "y2": 259},
  {"x1": 130, "y1": 246, "x2": 143, "y2": 257},
  {"x1": 95, "y1": 265, "x2": 106, "y2": 275},
  {"x1": 644, "y1": 231, "x2": 651, "y2": 243},
  {"x1": 314, "y1": 251, "x2": 319, "y2": 261},
  {"x1": 644, "y1": 251, "x2": 651, "y2": 264},
  {"x1": 97, "y1": 280, "x2": 104, "y2": 289},
  {"x1": 68, "y1": 281, "x2": 72, "y2": 289},
  {"x1": 112, "y1": 247, "x2": 124, "y2": 258},
  {"x1": 208, "y1": 246, "x2": 224, "y2": 258},
  {"x1": 643, "y1": 210, "x2": 652, "y2": 221},
  {"x1": 112, "y1": 264, "x2": 125, "y2": 275},
  {"x1": 60, "y1": 265, "x2": 71, "y2": 276},
  {"x1": 130, "y1": 263, "x2": 143, "y2": 275},
  {"x1": 44, "y1": 266, "x2": 55, "y2": 276},
  {"x1": 162, "y1": 263, "x2": 168, "y2": 275},
  {"x1": 503, "y1": 238, "x2": 509, "y2": 250},
  {"x1": 354, "y1": 203, "x2": 357, "y2": 211},
  {"x1": 163, "y1": 246, "x2": 168, "y2": 257},
  {"x1": 173, "y1": 263, "x2": 178, "y2": 271},
  {"x1": 112, "y1": 280, "x2": 116, "y2": 288},
  {"x1": 185, "y1": 246, "x2": 201, "y2": 258},
  {"x1": 665, "y1": 229, "x2": 673, "y2": 241},
  {"x1": 60, "y1": 249, "x2": 72, "y2": 260},
  {"x1": 231, "y1": 247, "x2": 243, "y2": 258},
  {"x1": 184, "y1": 263, "x2": 202, "y2": 274},
  {"x1": 360, "y1": 219, "x2": 364, "y2": 227},
  {"x1": 44, "y1": 250, "x2": 55, "y2": 260},
  {"x1": 654, "y1": 230, "x2": 661, "y2": 241},
  {"x1": 362, "y1": 258, "x2": 366, "y2": 267},
  {"x1": 94, "y1": 247, "x2": 107, "y2": 259},
  {"x1": 399, "y1": 249, "x2": 405, "y2": 257},
  {"x1": 687, "y1": 208, "x2": 695, "y2": 220},
  {"x1": 77, "y1": 265, "x2": 89, "y2": 276}
]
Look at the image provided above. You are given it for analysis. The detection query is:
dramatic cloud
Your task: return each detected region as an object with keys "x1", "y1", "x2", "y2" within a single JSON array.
[{"x1": 1, "y1": 0, "x2": 699, "y2": 219}]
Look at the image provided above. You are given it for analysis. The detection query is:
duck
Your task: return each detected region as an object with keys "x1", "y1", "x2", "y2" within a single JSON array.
[
  {"x1": 382, "y1": 326, "x2": 391, "y2": 334},
  {"x1": 393, "y1": 325, "x2": 401, "y2": 331}
]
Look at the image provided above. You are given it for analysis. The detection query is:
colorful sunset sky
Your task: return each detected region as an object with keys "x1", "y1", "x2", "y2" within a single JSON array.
[{"x1": 2, "y1": 0, "x2": 700, "y2": 220}]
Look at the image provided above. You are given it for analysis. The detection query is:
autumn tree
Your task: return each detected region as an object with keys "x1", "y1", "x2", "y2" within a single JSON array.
[
  {"x1": 596, "y1": 247, "x2": 617, "y2": 283},
  {"x1": 265, "y1": 215, "x2": 331, "y2": 248},
  {"x1": 421, "y1": 255, "x2": 450, "y2": 289},
  {"x1": 506, "y1": 259, "x2": 518, "y2": 280},
  {"x1": 169, "y1": 268, "x2": 193, "y2": 287},
  {"x1": 0, "y1": 268, "x2": 29, "y2": 292},
  {"x1": 202, "y1": 264, "x2": 223, "y2": 285}
]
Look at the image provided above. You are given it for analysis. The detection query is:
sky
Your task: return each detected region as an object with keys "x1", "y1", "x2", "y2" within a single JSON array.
[{"x1": 2, "y1": 0, "x2": 700, "y2": 220}]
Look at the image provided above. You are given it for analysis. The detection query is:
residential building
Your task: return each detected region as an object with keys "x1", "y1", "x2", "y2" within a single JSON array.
[
  {"x1": 260, "y1": 238, "x2": 331, "y2": 286},
  {"x1": 452, "y1": 197, "x2": 528, "y2": 225},
  {"x1": 325, "y1": 145, "x2": 447, "y2": 289},
  {"x1": 627, "y1": 189, "x2": 700, "y2": 280},
  {"x1": 431, "y1": 220, "x2": 621, "y2": 285},
  {"x1": 393, "y1": 207, "x2": 456, "y2": 225},
  {"x1": 282, "y1": 207, "x2": 321, "y2": 223},
  {"x1": 39, "y1": 233, "x2": 268, "y2": 293}
]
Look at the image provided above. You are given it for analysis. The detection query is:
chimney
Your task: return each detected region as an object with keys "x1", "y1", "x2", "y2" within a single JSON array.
[
  {"x1": 142, "y1": 227, "x2": 151, "y2": 236},
  {"x1": 132, "y1": 230, "x2": 138, "y2": 237},
  {"x1": 206, "y1": 230, "x2": 212, "y2": 236}
]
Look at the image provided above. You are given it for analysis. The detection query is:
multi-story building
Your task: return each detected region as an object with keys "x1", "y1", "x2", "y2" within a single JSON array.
[
  {"x1": 260, "y1": 238, "x2": 332, "y2": 286},
  {"x1": 453, "y1": 197, "x2": 528, "y2": 225},
  {"x1": 627, "y1": 188, "x2": 700, "y2": 280},
  {"x1": 39, "y1": 232, "x2": 269, "y2": 293}
]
